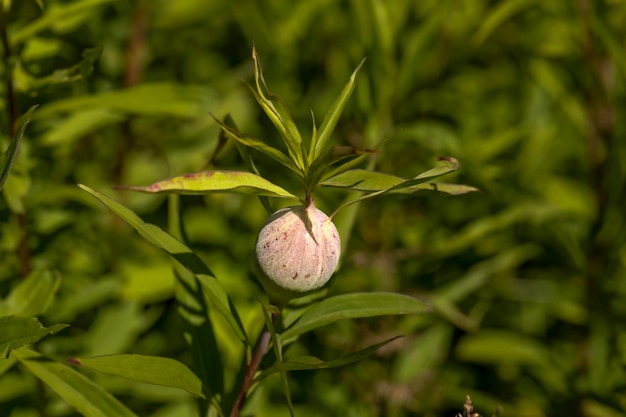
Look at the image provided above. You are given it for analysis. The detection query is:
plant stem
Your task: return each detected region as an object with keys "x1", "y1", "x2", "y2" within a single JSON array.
[
  {"x1": 112, "y1": 0, "x2": 150, "y2": 197},
  {"x1": 0, "y1": 9, "x2": 16, "y2": 138},
  {"x1": 1, "y1": 6, "x2": 31, "y2": 277},
  {"x1": 229, "y1": 319, "x2": 274, "y2": 417}
]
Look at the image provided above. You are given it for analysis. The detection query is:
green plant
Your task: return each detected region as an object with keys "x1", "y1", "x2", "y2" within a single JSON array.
[
  {"x1": 4, "y1": 1, "x2": 624, "y2": 416},
  {"x1": 72, "y1": 48, "x2": 473, "y2": 417}
]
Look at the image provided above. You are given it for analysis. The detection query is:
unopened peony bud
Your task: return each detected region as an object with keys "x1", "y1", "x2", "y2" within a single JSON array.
[{"x1": 255, "y1": 202, "x2": 341, "y2": 304}]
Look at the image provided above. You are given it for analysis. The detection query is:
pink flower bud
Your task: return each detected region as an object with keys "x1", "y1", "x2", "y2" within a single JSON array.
[{"x1": 255, "y1": 202, "x2": 341, "y2": 303}]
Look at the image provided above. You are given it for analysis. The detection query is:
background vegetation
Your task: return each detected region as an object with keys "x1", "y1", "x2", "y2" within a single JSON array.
[{"x1": 1, "y1": 0, "x2": 625, "y2": 416}]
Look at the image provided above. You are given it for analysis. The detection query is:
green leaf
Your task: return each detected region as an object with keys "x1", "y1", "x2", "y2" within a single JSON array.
[
  {"x1": 320, "y1": 169, "x2": 405, "y2": 191},
  {"x1": 406, "y1": 182, "x2": 479, "y2": 195},
  {"x1": 0, "y1": 316, "x2": 68, "y2": 358},
  {"x1": 77, "y1": 184, "x2": 248, "y2": 346},
  {"x1": 47, "y1": 279, "x2": 122, "y2": 323},
  {"x1": 40, "y1": 109, "x2": 125, "y2": 146},
  {"x1": 307, "y1": 146, "x2": 374, "y2": 187},
  {"x1": 123, "y1": 170, "x2": 299, "y2": 200},
  {"x1": 35, "y1": 83, "x2": 214, "y2": 118},
  {"x1": 455, "y1": 330, "x2": 550, "y2": 367},
  {"x1": 312, "y1": 59, "x2": 365, "y2": 161},
  {"x1": 281, "y1": 293, "x2": 431, "y2": 341},
  {"x1": 0, "y1": 269, "x2": 61, "y2": 317},
  {"x1": 16, "y1": 46, "x2": 102, "y2": 91},
  {"x1": 258, "y1": 336, "x2": 400, "y2": 380},
  {"x1": 1, "y1": 105, "x2": 38, "y2": 192},
  {"x1": 168, "y1": 195, "x2": 224, "y2": 411},
  {"x1": 250, "y1": 48, "x2": 304, "y2": 170},
  {"x1": 470, "y1": 0, "x2": 539, "y2": 47},
  {"x1": 11, "y1": 0, "x2": 118, "y2": 45},
  {"x1": 320, "y1": 167, "x2": 477, "y2": 195},
  {"x1": 261, "y1": 302, "x2": 294, "y2": 417},
  {"x1": 211, "y1": 115, "x2": 302, "y2": 177},
  {"x1": 12, "y1": 348, "x2": 138, "y2": 417},
  {"x1": 68, "y1": 354, "x2": 205, "y2": 398},
  {"x1": 324, "y1": 158, "x2": 470, "y2": 217}
]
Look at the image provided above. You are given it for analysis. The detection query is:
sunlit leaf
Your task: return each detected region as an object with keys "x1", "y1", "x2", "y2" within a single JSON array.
[
  {"x1": 250, "y1": 48, "x2": 304, "y2": 170},
  {"x1": 325, "y1": 158, "x2": 470, "y2": 216},
  {"x1": 281, "y1": 293, "x2": 431, "y2": 341},
  {"x1": 12, "y1": 348, "x2": 138, "y2": 417},
  {"x1": 320, "y1": 168, "x2": 477, "y2": 195},
  {"x1": 0, "y1": 316, "x2": 68, "y2": 358},
  {"x1": 68, "y1": 354, "x2": 205, "y2": 398},
  {"x1": 312, "y1": 59, "x2": 366, "y2": 161},
  {"x1": 122, "y1": 170, "x2": 300, "y2": 200}
]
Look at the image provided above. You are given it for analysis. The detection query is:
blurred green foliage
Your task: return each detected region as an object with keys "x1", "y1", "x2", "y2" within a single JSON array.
[{"x1": 1, "y1": 0, "x2": 625, "y2": 416}]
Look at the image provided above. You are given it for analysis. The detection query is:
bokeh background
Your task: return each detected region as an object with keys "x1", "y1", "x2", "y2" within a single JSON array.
[{"x1": 1, "y1": 0, "x2": 625, "y2": 416}]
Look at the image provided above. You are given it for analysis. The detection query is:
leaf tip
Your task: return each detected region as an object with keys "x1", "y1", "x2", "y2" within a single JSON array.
[{"x1": 67, "y1": 357, "x2": 81, "y2": 365}]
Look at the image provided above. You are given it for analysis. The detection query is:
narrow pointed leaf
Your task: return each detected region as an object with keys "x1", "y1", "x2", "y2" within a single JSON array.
[
  {"x1": 0, "y1": 316, "x2": 68, "y2": 358},
  {"x1": 407, "y1": 183, "x2": 479, "y2": 195},
  {"x1": 258, "y1": 336, "x2": 401, "y2": 380},
  {"x1": 211, "y1": 114, "x2": 301, "y2": 176},
  {"x1": 122, "y1": 170, "x2": 299, "y2": 200},
  {"x1": 12, "y1": 348, "x2": 138, "y2": 417},
  {"x1": 319, "y1": 152, "x2": 372, "y2": 184},
  {"x1": 313, "y1": 59, "x2": 365, "y2": 159},
  {"x1": 245, "y1": 84, "x2": 304, "y2": 171},
  {"x1": 250, "y1": 48, "x2": 304, "y2": 170},
  {"x1": 320, "y1": 169, "x2": 405, "y2": 191},
  {"x1": 281, "y1": 293, "x2": 431, "y2": 341},
  {"x1": 308, "y1": 146, "x2": 375, "y2": 186},
  {"x1": 320, "y1": 165, "x2": 477, "y2": 195},
  {"x1": 261, "y1": 302, "x2": 294, "y2": 417},
  {"x1": 322, "y1": 157, "x2": 460, "y2": 192},
  {"x1": 78, "y1": 184, "x2": 248, "y2": 345},
  {"x1": 68, "y1": 354, "x2": 205, "y2": 398},
  {"x1": 169, "y1": 195, "x2": 224, "y2": 410},
  {"x1": 1, "y1": 105, "x2": 38, "y2": 192},
  {"x1": 269, "y1": 92, "x2": 304, "y2": 147}
]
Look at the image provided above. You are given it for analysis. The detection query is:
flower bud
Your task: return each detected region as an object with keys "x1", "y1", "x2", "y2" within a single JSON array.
[{"x1": 255, "y1": 202, "x2": 341, "y2": 303}]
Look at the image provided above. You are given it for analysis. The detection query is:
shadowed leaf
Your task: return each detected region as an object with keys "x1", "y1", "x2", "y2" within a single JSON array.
[
  {"x1": 259, "y1": 336, "x2": 401, "y2": 380},
  {"x1": 77, "y1": 184, "x2": 248, "y2": 346},
  {"x1": 1, "y1": 105, "x2": 38, "y2": 192},
  {"x1": 0, "y1": 316, "x2": 68, "y2": 359}
]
